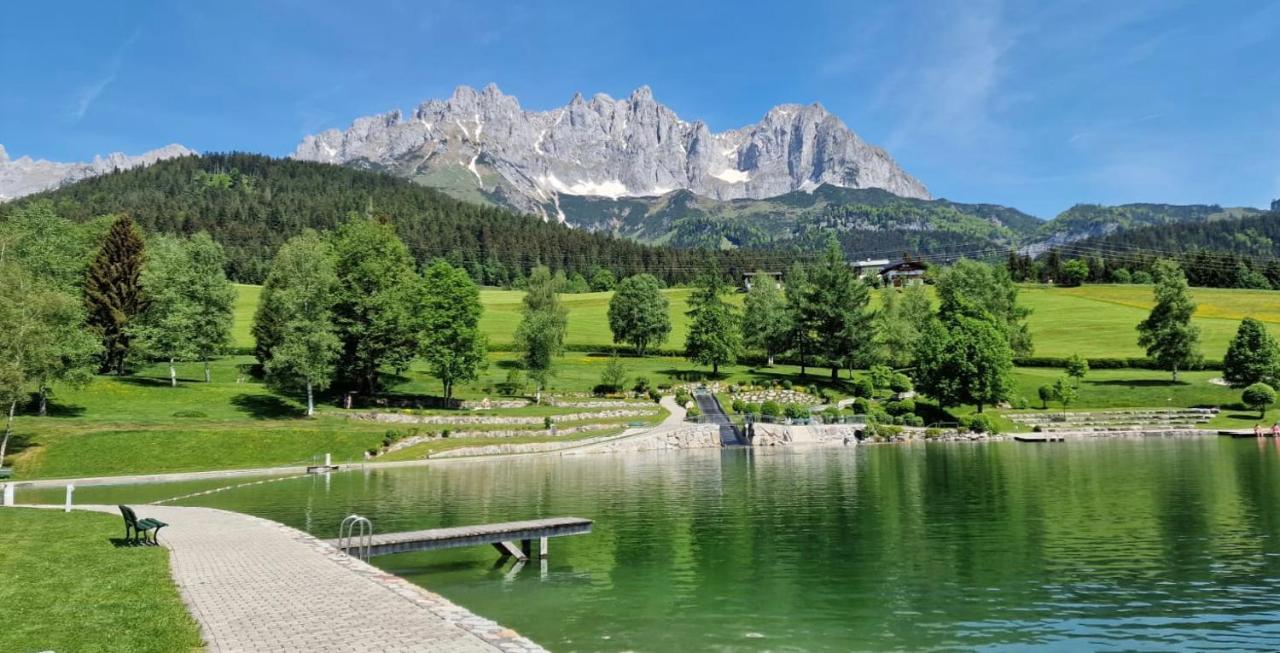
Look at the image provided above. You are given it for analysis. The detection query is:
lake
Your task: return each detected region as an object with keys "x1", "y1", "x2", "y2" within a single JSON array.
[{"x1": 23, "y1": 438, "x2": 1280, "y2": 651}]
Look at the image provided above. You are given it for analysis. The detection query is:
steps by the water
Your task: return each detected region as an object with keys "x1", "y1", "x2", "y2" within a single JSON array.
[{"x1": 1006, "y1": 408, "x2": 1217, "y2": 433}]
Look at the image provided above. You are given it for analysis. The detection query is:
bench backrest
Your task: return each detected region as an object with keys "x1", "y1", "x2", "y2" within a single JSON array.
[{"x1": 119, "y1": 505, "x2": 139, "y2": 527}]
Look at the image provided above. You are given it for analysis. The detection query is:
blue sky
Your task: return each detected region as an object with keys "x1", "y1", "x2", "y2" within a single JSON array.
[{"x1": 3, "y1": 0, "x2": 1278, "y2": 217}]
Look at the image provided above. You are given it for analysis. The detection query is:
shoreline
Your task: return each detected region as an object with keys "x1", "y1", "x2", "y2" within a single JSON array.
[{"x1": 5, "y1": 426, "x2": 1241, "y2": 490}]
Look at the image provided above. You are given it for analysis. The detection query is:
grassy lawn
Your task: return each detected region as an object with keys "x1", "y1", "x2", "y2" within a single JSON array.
[
  {"x1": 0, "y1": 508, "x2": 203, "y2": 653},
  {"x1": 230, "y1": 283, "x2": 260, "y2": 351}
]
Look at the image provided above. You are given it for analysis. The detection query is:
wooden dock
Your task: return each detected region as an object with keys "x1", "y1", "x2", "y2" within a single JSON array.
[
  {"x1": 325, "y1": 517, "x2": 593, "y2": 561},
  {"x1": 1014, "y1": 433, "x2": 1066, "y2": 443}
]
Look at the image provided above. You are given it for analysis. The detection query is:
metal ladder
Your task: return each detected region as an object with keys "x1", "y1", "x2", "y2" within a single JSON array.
[{"x1": 338, "y1": 514, "x2": 373, "y2": 560}]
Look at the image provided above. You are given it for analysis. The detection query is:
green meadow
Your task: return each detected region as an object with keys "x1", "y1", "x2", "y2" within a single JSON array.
[{"x1": 229, "y1": 283, "x2": 1280, "y2": 359}]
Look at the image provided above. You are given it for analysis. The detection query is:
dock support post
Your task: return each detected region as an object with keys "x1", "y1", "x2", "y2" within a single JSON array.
[
  {"x1": 539, "y1": 537, "x2": 548, "y2": 559},
  {"x1": 521, "y1": 538, "x2": 532, "y2": 559},
  {"x1": 492, "y1": 540, "x2": 528, "y2": 561}
]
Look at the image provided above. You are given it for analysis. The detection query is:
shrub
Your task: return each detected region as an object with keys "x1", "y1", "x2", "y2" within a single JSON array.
[
  {"x1": 544, "y1": 416, "x2": 554, "y2": 430},
  {"x1": 761, "y1": 400, "x2": 783, "y2": 417},
  {"x1": 924, "y1": 427, "x2": 943, "y2": 439},
  {"x1": 1111, "y1": 268, "x2": 1132, "y2": 284},
  {"x1": 1011, "y1": 395, "x2": 1029, "y2": 410},
  {"x1": 807, "y1": 384, "x2": 819, "y2": 396},
  {"x1": 633, "y1": 377, "x2": 651, "y2": 393},
  {"x1": 781, "y1": 380, "x2": 794, "y2": 390},
  {"x1": 886, "y1": 399, "x2": 916, "y2": 416},
  {"x1": 1132, "y1": 270, "x2": 1154, "y2": 284},
  {"x1": 648, "y1": 389, "x2": 662, "y2": 403},
  {"x1": 889, "y1": 373, "x2": 913, "y2": 393},
  {"x1": 498, "y1": 369, "x2": 526, "y2": 396},
  {"x1": 784, "y1": 403, "x2": 810, "y2": 420},
  {"x1": 868, "y1": 365, "x2": 892, "y2": 390},
  {"x1": 744, "y1": 402, "x2": 762, "y2": 416},
  {"x1": 686, "y1": 405, "x2": 702, "y2": 419},
  {"x1": 731, "y1": 398, "x2": 747, "y2": 414},
  {"x1": 674, "y1": 389, "x2": 691, "y2": 405},
  {"x1": 905, "y1": 414, "x2": 924, "y2": 427},
  {"x1": 822, "y1": 406, "x2": 841, "y2": 421},
  {"x1": 891, "y1": 415, "x2": 904, "y2": 425},
  {"x1": 599, "y1": 357, "x2": 628, "y2": 393},
  {"x1": 1038, "y1": 384, "x2": 1056, "y2": 409},
  {"x1": 852, "y1": 397, "x2": 871, "y2": 415},
  {"x1": 880, "y1": 425, "x2": 904, "y2": 438},
  {"x1": 962, "y1": 413, "x2": 999, "y2": 434},
  {"x1": 853, "y1": 377, "x2": 875, "y2": 398},
  {"x1": 1243, "y1": 382, "x2": 1277, "y2": 418}
]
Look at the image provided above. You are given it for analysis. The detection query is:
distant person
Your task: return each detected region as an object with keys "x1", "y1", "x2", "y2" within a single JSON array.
[
  {"x1": 1272, "y1": 423, "x2": 1280, "y2": 438},
  {"x1": 1256, "y1": 424, "x2": 1264, "y2": 438}
]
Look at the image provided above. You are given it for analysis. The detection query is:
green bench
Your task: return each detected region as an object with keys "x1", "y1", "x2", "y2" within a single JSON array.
[
  {"x1": 0, "y1": 467, "x2": 11, "y2": 479},
  {"x1": 118, "y1": 505, "x2": 168, "y2": 545}
]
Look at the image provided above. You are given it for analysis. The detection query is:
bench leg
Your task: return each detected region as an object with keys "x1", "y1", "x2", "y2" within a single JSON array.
[{"x1": 151, "y1": 525, "x2": 165, "y2": 546}]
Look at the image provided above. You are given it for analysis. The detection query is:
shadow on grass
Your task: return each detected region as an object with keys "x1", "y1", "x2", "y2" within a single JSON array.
[
  {"x1": 495, "y1": 359, "x2": 523, "y2": 370},
  {"x1": 116, "y1": 376, "x2": 194, "y2": 389},
  {"x1": 41, "y1": 403, "x2": 86, "y2": 418},
  {"x1": 231, "y1": 394, "x2": 305, "y2": 419},
  {"x1": 108, "y1": 537, "x2": 162, "y2": 548},
  {"x1": 1087, "y1": 379, "x2": 1189, "y2": 387}
]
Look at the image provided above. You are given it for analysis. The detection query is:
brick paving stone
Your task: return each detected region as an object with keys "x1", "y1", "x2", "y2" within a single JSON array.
[{"x1": 79, "y1": 504, "x2": 546, "y2": 653}]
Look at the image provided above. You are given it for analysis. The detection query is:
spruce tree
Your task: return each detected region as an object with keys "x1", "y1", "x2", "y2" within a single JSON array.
[{"x1": 84, "y1": 215, "x2": 148, "y2": 375}]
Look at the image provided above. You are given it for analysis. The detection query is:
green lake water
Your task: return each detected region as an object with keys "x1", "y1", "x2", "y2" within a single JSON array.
[{"x1": 23, "y1": 438, "x2": 1280, "y2": 651}]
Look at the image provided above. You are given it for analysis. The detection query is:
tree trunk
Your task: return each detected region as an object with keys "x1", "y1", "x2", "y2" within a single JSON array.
[
  {"x1": 38, "y1": 388, "x2": 48, "y2": 417},
  {"x1": 444, "y1": 380, "x2": 452, "y2": 402},
  {"x1": 767, "y1": 354, "x2": 774, "y2": 367},
  {"x1": 0, "y1": 400, "x2": 15, "y2": 468},
  {"x1": 713, "y1": 362, "x2": 719, "y2": 375},
  {"x1": 1172, "y1": 365, "x2": 1179, "y2": 383},
  {"x1": 535, "y1": 385, "x2": 542, "y2": 405},
  {"x1": 204, "y1": 359, "x2": 212, "y2": 383},
  {"x1": 831, "y1": 366, "x2": 838, "y2": 381},
  {"x1": 169, "y1": 358, "x2": 177, "y2": 387},
  {"x1": 306, "y1": 382, "x2": 315, "y2": 417}
]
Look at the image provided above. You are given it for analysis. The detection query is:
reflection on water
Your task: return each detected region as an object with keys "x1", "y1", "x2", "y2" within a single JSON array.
[{"x1": 23, "y1": 439, "x2": 1280, "y2": 651}]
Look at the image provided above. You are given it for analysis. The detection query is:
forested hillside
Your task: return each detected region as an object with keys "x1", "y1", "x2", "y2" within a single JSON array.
[{"x1": 0, "y1": 153, "x2": 783, "y2": 285}]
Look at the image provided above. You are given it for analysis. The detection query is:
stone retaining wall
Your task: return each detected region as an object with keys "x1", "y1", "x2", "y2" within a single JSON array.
[
  {"x1": 564, "y1": 425, "x2": 721, "y2": 454},
  {"x1": 352, "y1": 409, "x2": 657, "y2": 426}
]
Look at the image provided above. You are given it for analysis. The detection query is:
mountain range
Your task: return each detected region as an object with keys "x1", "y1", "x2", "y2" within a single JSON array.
[
  {"x1": 0, "y1": 143, "x2": 194, "y2": 200},
  {"x1": 291, "y1": 84, "x2": 930, "y2": 221}
]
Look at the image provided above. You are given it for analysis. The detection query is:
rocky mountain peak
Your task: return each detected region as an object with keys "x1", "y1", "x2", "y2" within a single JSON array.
[{"x1": 291, "y1": 85, "x2": 929, "y2": 220}]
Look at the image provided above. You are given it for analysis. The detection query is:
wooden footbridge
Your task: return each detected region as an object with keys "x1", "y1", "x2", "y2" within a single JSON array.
[{"x1": 326, "y1": 516, "x2": 593, "y2": 562}]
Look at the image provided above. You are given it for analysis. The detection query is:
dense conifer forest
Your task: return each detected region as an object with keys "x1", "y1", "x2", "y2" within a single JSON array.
[{"x1": 0, "y1": 153, "x2": 787, "y2": 285}]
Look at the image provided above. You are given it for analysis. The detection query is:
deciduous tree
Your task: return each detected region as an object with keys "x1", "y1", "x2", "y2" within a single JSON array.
[
  {"x1": 742, "y1": 271, "x2": 789, "y2": 367},
  {"x1": 331, "y1": 217, "x2": 428, "y2": 393},
  {"x1": 1223, "y1": 317, "x2": 1279, "y2": 388},
  {"x1": 935, "y1": 259, "x2": 1033, "y2": 356},
  {"x1": 420, "y1": 260, "x2": 488, "y2": 401},
  {"x1": 515, "y1": 266, "x2": 567, "y2": 403},
  {"x1": 133, "y1": 236, "x2": 200, "y2": 387},
  {"x1": 607, "y1": 274, "x2": 671, "y2": 356},
  {"x1": 260, "y1": 231, "x2": 341, "y2": 416},
  {"x1": 1137, "y1": 259, "x2": 1201, "y2": 381}
]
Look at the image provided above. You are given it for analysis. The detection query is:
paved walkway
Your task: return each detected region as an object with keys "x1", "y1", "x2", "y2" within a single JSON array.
[{"x1": 80, "y1": 504, "x2": 545, "y2": 653}]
